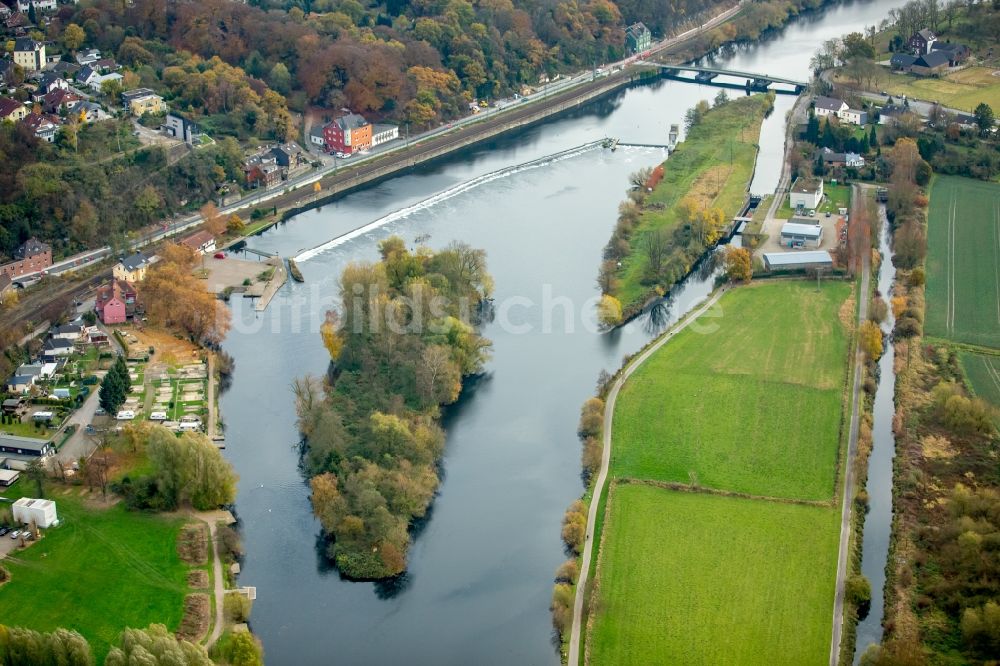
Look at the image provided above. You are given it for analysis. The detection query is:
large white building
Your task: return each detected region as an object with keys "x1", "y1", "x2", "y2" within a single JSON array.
[
  {"x1": 789, "y1": 178, "x2": 824, "y2": 210},
  {"x1": 13, "y1": 497, "x2": 58, "y2": 528}
]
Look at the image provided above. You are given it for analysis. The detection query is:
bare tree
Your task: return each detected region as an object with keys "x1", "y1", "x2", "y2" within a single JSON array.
[{"x1": 643, "y1": 229, "x2": 669, "y2": 275}]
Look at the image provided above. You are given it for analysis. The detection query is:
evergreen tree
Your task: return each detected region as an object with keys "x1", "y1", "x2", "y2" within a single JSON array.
[
  {"x1": 98, "y1": 355, "x2": 130, "y2": 415},
  {"x1": 869, "y1": 124, "x2": 878, "y2": 148},
  {"x1": 806, "y1": 112, "x2": 820, "y2": 143},
  {"x1": 821, "y1": 120, "x2": 836, "y2": 150}
]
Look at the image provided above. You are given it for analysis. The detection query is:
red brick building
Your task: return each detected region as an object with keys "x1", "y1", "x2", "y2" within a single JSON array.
[
  {"x1": 323, "y1": 113, "x2": 372, "y2": 155},
  {"x1": 0, "y1": 237, "x2": 52, "y2": 279}
]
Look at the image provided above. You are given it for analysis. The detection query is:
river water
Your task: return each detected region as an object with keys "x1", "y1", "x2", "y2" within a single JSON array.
[
  {"x1": 220, "y1": 2, "x2": 907, "y2": 663},
  {"x1": 854, "y1": 207, "x2": 898, "y2": 662}
]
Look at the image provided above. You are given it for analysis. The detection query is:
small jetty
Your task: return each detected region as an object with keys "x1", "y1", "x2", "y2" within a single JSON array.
[
  {"x1": 254, "y1": 257, "x2": 288, "y2": 312},
  {"x1": 602, "y1": 137, "x2": 620, "y2": 151},
  {"x1": 288, "y1": 258, "x2": 304, "y2": 282}
]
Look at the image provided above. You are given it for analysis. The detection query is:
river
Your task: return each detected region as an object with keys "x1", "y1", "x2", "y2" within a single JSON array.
[
  {"x1": 219, "y1": 2, "x2": 907, "y2": 663},
  {"x1": 853, "y1": 207, "x2": 898, "y2": 662}
]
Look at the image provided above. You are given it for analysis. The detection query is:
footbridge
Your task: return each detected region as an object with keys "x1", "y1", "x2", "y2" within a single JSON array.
[{"x1": 635, "y1": 61, "x2": 809, "y2": 93}]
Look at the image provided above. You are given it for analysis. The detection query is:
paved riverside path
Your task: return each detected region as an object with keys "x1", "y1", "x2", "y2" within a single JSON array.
[
  {"x1": 829, "y1": 184, "x2": 874, "y2": 665},
  {"x1": 566, "y1": 286, "x2": 728, "y2": 666}
]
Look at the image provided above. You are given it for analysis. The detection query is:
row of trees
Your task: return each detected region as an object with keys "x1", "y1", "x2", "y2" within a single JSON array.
[
  {"x1": 0, "y1": 622, "x2": 257, "y2": 666},
  {"x1": 112, "y1": 426, "x2": 238, "y2": 512},
  {"x1": 297, "y1": 237, "x2": 493, "y2": 579}
]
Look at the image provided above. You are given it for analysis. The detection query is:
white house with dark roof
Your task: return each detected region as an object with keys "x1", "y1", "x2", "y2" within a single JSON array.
[
  {"x1": 52, "y1": 323, "x2": 83, "y2": 341},
  {"x1": 42, "y1": 337, "x2": 74, "y2": 360},
  {"x1": 813, "y1": 96, "x2": 848, "y2": 119}
]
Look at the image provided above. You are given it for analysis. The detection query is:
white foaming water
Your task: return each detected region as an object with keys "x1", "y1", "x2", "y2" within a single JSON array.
[{"x1": 294, "y1": 139, "x2": 610, "y2": 262}]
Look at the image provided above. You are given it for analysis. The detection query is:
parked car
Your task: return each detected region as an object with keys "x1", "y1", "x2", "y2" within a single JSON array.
[
  {"x1": 0, "y1": 527, "x2": 8, "y2": 536},
  {"x1": 10, "y1": 530, "x2": 20, "y2": 539},
  {"x1": 95, "y1": 407, "x2": 105, "y2": 415},
  {"x1": 214, "y1": 252, "x2": 225, "y2": 259}
]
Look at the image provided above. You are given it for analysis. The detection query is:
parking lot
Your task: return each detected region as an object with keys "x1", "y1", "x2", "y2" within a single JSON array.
[{"x1": 758, "y1": 212, "x2": 846, "y2": 254}]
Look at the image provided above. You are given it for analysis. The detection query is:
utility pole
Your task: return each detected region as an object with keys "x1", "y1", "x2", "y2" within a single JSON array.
[{"x1": 405, "y1": 122, "x2": 410, "y2": 148}]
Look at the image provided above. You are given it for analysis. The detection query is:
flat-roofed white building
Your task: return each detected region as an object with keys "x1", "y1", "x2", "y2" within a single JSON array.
[
  {"x1": 780, "y1": 221, "x2": 823, "y2": 248},
  {"x1": 763, "y1": 250, "x2": 834, "y2": 271},
  {"x1": 13, "y1": 497, "x2": 58, "y2": 528}
]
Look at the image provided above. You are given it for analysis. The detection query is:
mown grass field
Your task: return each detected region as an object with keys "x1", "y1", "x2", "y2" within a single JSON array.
[
  {"x1": 611, "y1": 280, "x2": 852, "y2": 500},
  {"x1": 876, "y1": 67, "x2": 1000, "y2": 113},
  {"x1": 616, "y1": 94, "x2": 770, "y2": 308},
  {"x1": 925, "y1": 176, "x2": 1000, "y2": 348},
  {"x1": 0, "y1": 486, "x2": 187, "y2": 660},
  {"x1": 960, "y1": 351, "x2": 1000, "y2": 409},
  {"x1": 588, "y1": 484, "x2": 839, "y2": 666}
]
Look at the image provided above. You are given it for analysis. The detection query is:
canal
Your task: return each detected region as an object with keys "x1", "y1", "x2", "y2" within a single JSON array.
[
  {"x1": 854, "y1": 206, "x2": 899, "y2": 662},
  {"x1": 219, "y1": 1, "x2": 907, "y2": 662}
]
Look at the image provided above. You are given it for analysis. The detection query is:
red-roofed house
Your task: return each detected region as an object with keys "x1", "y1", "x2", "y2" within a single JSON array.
[
  {"x1": 95, "y1": 279, "x2": 137, "y2": 324},
  {"x1": 180, "y1": 231, "x2": 216, "y2": 255},
  {"x1": 0, "y1": 97, "x2": 28, "y2": 122}
]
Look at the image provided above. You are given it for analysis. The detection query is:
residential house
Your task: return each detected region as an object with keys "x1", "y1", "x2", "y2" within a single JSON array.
[
  {"x1": 5, "y1": 374, "x2": 34, "y2": 394},
  {"x1": 789, "y1": 177, "x2": 824, "y2": 210},
  {"x1": 244, "y1": 152, "x2": 281, "y2": 188},
  {"x1": 88, "y1": 72, "x2": 124, "y2": 93},
  {"x1": 909, "y1": 28, "x2": 936, "y2": 54},
  {"x1": 75, "y1": 65, "x2": 98, "y2": 88},
  {"x1": 624, "y1": 22, "x2": 651, "y2": 55},
  {"x1": 270, "y1": 142, "x2": 303, "y2": 168},
  {"x1": 890, "y1": 53, "x2": 917, "y2": 71},
  {"x1": 878, "y1": 103, "x2": 913, "y2": 125},
  {"x1": 813, "y1": 96, "x2": 848, "y2": 118},
  {"x1": 13, "y1": 38, "x2": 44, "y2": 72},
  {"x1": 821, "y1": 149, "x2": 865, "y2": 168},
  {"x1": 94, "y1": 58, "x2": 118, "y2": 72},
  {"x1": 84, "y1": 325, "x2": 108, "y2": 346},
  {"x1": 76, "y1": 49, "x2": 101, "y2": 66},
  {"x1": 165, "y1": 113, "x2": 199, "y2": 143},
  {"x1": 180, "y1": 231, "x2": 216, "y2": 255},
  {"x1": 308, "y1": 125, "x2": 326, "y2": 150},
  {"x1": 42, "y1": 88, "x2": 82, "y2": 115},
  {"x1": 5, "y1": 12, "x2": 28, "y2": 30},
  {"x1": 371, "y1": 124, "x2": 399, "y2": 147},
  {"x1": 21, "y1": 112, "x2": 59, "y2": 142},
  {"x1": 2, "y1": 397, "x2": 25, "y2": 414},
  {"x1": 51, "y1": 323, "x2": 82, "y2": 341},
  {"x1": 911, "y1": 50, "x2": 950, "y2": 75},
  {"x1": 838, "y1": 108, "x2": 868, "y2": 125},
  {"x1": 0, "y1": 435, "x2": 54, "y2": 459},
  {"x1": 33, "y1": 72, "x2": 69, "y2": 98},
  {"x1": 114, "y1": 252, "x2": 150, "y2": 283},
  {"x1": 75, "y1": 101, "x2": 102, "y2": 124},
  {"x1": 0, "y1": 4, "x2": 10, "y2": 19},
  {"x1": 16, "y1": 0, "x2": 56, "y2": 12},
  {"x1": 0, "y1": 468, "x2": 20, "y2": 487},
  {"x1": 51, "y1": 61, "x2": 81, "y2": 78},
  {"x1": 931, "y1": 41, "x2": 970, "y2": 66},
  {"x1": 0, "y1": 237, "x2": 52, "y2": 279},
  {"x1": 121, "y1": 88, "x2": 165, "y2": 116},
  {"x1": 95, "y1": 279, "x2": 137, "y2": 324},
  {"x1": 323, "y1": 113, "x2": 372, "y2": 155},
  {"x1": 42, "y1": 337, "x2": 74, "y2": 360},
  {"x1": 0, "y1": 97, "x2": 29, "y2": 122}
]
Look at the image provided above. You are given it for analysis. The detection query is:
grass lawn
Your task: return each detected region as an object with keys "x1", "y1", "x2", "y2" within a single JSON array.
[
  {"x1": 0, "y1": 488, "x2": 187, "y2": 660},
  {"x1": 960, "y1": 351, "x2": 1000, "y2": 409},
  {"x1": 588, "y1": 484, "x2": 839, "y2": 666},
  {"x1": 611, "y1": 280, "x2": 852, "y2": 500},
  {"x1": 615, "y1": 94, "x2": 771, "y2": 309},
  {"x1": 774, "y1": 182, "x2": 852, "y2": 220},
  {"x1": 924, "y1": 176, "x2": 1000, "y2": 348},
  {"x1": 876, "y1": 67, "x2": 1000, "y2": 113}
]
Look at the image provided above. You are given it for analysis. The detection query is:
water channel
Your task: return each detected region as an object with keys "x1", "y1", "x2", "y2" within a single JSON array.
[
  {"x1": 219, "y1": 1, "x2": 908, "y2": 662},
  {"x1": 854, "y1": 207, "x2": 899, "y2": 662}
]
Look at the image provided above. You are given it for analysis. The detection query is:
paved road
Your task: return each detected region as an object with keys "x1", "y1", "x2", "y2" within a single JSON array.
[
  {"x1": 829, "y1": 183, "x2": 874, "y2": 666},
  {"x1": 566, "y1": 287, "x2": 729, "y2": 666},
  {"x1": 55, "y1": 380, "x2": 102, "y2": 466}
]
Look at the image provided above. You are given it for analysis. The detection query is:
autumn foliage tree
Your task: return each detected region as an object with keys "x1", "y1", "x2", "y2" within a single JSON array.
[
  {"x1": 142, "y1": 244, "x2": 231, "y2": 345},
  {"x1": 723, "y1": 246, "x2": 752, "y2": 282},
  {"x1": 859, "y1": 320, "x2": 883, "y2": 361}
]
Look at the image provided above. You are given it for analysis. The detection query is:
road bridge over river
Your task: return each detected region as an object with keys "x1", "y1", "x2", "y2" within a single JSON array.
[{"x1": 636, "y1": 61, "x2": 809, "y2": 93}]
